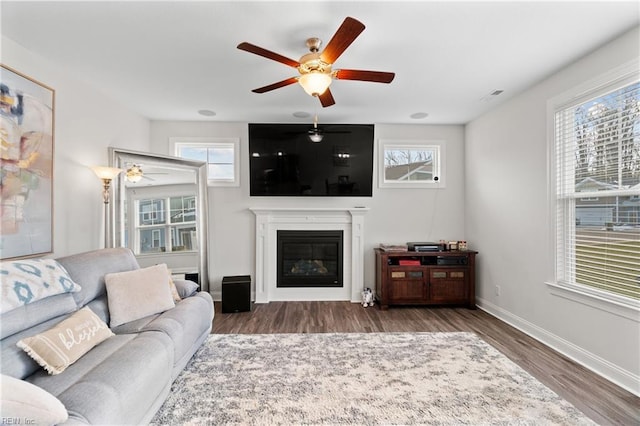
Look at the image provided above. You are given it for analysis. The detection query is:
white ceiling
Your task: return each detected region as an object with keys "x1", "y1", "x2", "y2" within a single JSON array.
[{"x1": 2, "y1": 1, "x2": 638, "y2": 125}]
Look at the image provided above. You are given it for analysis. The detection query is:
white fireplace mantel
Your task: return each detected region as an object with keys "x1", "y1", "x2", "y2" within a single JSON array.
[{"x1": 250, "y1": 207, "x2": 369, "y2": 303}]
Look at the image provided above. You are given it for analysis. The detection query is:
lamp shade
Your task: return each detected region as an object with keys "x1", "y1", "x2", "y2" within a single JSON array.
[
  {"x1": 92, "y1": 166, "x2": 123, "y2": 180},
  {"x1": 298, "y1": 72, "x2": 332, "y2": 97}
]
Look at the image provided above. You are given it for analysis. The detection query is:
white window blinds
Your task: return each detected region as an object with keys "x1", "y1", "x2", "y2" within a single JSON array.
[{"x1": 554, "y1": 80, "x2": 640, "y2": 301}]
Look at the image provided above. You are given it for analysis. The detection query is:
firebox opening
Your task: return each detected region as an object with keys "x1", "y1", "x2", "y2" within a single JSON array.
[{"x1": 277, "y1": 230, "x2": 344, "y2": 288}]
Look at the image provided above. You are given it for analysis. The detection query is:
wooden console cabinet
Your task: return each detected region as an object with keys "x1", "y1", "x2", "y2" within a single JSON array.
[{"x1": 374, "y1": 248, "x2": 478, "y2": 310}]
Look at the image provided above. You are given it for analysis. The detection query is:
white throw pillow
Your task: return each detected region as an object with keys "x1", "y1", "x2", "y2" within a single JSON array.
[
  {"x1": 0, "y1": 259, "x2": 81, "y2": 314},
  {"x1": 0, "y1": 374, "x2": 68, "y2": 425},
  {"x1": 166, "y1": 270, "x2": 182, "y2": 302},
  {"x1": 105, "y1": 264, "x2": 176, "y2": 328}
]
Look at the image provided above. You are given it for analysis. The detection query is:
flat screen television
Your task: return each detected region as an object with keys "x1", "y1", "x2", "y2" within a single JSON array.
[{"x1": 249, "y1": 123, "x2": 374, "y2": 197}]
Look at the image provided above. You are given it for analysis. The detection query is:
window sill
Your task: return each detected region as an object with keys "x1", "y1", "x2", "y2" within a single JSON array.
[
  {"x1": 136, "y1": 251, "x2": 198, "y2": 257},
  {"x1": 207, "y1": 179, "x2": 240, "y2": 187},
  {"x1": 546, "y1": 281, "x2": 639, "y2": 322}
]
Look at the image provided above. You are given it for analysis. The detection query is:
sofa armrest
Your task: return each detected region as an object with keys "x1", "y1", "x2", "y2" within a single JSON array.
[{"x1": 173, "y1": 279, "x2": 199, "y2": 299}]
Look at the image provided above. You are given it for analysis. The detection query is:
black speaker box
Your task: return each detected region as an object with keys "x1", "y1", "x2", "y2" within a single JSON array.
[{"x1": 221, "y1": 275, "x2": 251, "y2": 313}]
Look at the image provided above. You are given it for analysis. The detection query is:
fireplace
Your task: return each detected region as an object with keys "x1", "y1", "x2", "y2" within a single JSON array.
[
  {"x1": 250, "y1": 207, "x2": 368, "y2": 303},
  {"x1": 277, "y1": 230, "x2": 343, "y2": 288}
]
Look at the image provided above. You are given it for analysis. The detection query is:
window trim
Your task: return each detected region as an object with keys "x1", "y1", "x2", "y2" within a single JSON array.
[
  {"x1": 378, "y1": 139, "x2": 446, "y2": 188},
  {"x1": 546, "y1": 58, "x2": 640, "y2": 315},
  {"x1": 170, "y1": 137, "x2": 240, "y2": 187}
]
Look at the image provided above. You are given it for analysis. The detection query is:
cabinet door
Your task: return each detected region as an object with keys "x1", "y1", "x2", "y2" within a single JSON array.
[
  {"x1": 429, "y1": 268, "x2": 468, "y2": 303},
  {"x1": 388, "y1": 268, "x2": 428, "y2": 303}
]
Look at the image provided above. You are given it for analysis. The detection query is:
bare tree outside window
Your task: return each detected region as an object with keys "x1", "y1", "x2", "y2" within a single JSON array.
[{"x1": 555, "y1": 80, "x2": 640, "y2": 301}]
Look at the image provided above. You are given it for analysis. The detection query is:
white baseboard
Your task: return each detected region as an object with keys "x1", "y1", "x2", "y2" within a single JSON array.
[{"x1": 477, "y1": 297, "x2": 640, "y2": 397}]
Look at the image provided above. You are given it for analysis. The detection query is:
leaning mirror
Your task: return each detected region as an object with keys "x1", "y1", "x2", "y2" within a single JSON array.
[{"x1": 110, "y1": 148, "x2": 209, "y2": 292}]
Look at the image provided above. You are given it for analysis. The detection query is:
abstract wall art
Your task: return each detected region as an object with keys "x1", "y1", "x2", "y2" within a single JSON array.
[{"x1": 1, "y1": 65, "x2": 55, "y2": 259}]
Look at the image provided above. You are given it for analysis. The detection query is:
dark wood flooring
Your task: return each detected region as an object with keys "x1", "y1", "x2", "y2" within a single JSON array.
[{"x1": 212, "y1": 301, "x2": 639, "y2": 425}]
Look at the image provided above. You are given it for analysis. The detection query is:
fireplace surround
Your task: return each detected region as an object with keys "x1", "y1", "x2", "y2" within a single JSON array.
[{"x1": 250, "y1": 207, "x2": 368, "y2": 302}]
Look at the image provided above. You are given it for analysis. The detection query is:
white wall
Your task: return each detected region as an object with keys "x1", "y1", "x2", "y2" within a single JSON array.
[
  {"x1": 2, "y1": 36, "x2": 150, "y2": 256},
  {"x1": 465, "y1": 27, "x2": 640, "y2": 394},
  {"x1": 150, "y1": 121, "x2": 465, "y2": 299}
]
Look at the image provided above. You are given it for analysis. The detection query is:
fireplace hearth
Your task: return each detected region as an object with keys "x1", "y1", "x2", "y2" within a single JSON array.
[{"x1": 277, "y1": 230, "x2": 343, "y2": 288}]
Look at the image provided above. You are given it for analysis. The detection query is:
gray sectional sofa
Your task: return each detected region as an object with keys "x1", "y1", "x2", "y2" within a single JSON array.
[{"x1": 0, "y1": 248, "x2": 215, "y2": 424}]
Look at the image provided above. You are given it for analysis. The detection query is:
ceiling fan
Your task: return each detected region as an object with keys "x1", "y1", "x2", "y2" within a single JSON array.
[
  {"x1": 237, "y1": 17, "x2": 395, "y2": 107},
  {"x1": 309, "y1": 114, "x2": 324, "y2": 142},
  {"x1": 124, "y1": 163, "x2": 168, "y2": 183},
  {"x1": 125, "y1": 164, "x2": 144, "y2": 183}
]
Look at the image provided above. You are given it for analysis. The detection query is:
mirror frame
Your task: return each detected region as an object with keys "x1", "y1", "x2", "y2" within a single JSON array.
[{"x1": 109, "y1": 148, "x2": 209, "y2": 292}]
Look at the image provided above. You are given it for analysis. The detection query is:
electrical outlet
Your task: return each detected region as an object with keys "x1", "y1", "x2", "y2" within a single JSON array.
[{"x1": 495, "y1": 285, "x2": 501, "y2": 296}]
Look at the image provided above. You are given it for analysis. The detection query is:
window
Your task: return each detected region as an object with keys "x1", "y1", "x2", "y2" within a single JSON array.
[
  {"x1": 135, "y1": 196, "x2": 197, "y2": 254},
  {"x1": 139, "y1": 199, "x2": 164, "y2": 225},
  {"x1": 378, "y1": 140, "x2": 445, "y2": 188},
  {"x1": 553, "y1": 71, "x2": 639, "y2": 304},
  {"x1": 171, "y1": 137, "x2": 240, "y2": 187}
]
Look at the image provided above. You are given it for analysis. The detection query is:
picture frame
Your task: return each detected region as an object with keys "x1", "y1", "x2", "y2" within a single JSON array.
[{"x1": 1, "y1": 64, "x2": 55, "y2": 259}]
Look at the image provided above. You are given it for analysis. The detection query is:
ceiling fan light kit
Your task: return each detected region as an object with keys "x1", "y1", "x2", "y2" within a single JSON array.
[
  {"x1": 308, "y1": 114, "x2": 325, "y2": 142},
  {"x1": 126, "y1": 164, "x2": 143, "y2": 183},
  {"x1": 299, "y1": 72, "x2": 332, "y2": 97},
  {"x1": 237, "y1": 17, "x2": 395, "y2": 107},
  {"x1": 309, "y1": 132, "x2": 324, "y2": 143},
  {"x1": 308, "y1": 114, "x2": 324, "y2": 142}
]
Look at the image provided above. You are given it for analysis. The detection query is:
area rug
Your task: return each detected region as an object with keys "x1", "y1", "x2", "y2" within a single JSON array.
[{"x1": 151, "y1": 332, "x2": 594, "y2": 425}]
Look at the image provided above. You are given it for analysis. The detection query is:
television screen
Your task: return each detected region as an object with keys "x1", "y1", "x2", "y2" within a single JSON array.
[{"x1": 249, "y1": 123, "x2": 374, "y2": 197}]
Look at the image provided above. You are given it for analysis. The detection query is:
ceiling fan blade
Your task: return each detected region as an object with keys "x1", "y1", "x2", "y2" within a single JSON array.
[
  {"x1": 237, "y1": 42, "x2": 300, "y2": 68},
  {"x1": 252, "y1": 77, "x2": 299, "y2": 93},
  {"x1": 318, "y1": 89, "x2": 335, "y2": 108},
  {"x1": 335, "y1": 69, "x2": 395, "y2": 83},
  {"x1": 320, "y1": 17, "x2": 365, "y2": 64}
]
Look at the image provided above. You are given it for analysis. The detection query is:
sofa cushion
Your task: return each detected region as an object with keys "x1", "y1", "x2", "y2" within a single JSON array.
[
  {"x1": 0, "y1": 292, "x2": 77, "y2": 340},
  {"x1": 0, "y1": 374, "x2": 68, "y2": 425},
  {"x1": 28, "y1": 331, "x2": 173, "y2": 425},
  {"x1": 105, "y1": 264, "x2": 175, "y2": 328},
  {"x1": 2, "y1": 314, "x2": 77, "y2": 379},
  {"x1": 137, "y1": 291, "x2": 214, "y2": 378},
  {"x1": 25, "y1": 334, "x2": 137, "y2": 396},
  {"x1": 84, "y1": 294, "x2": 110, "y2": 325},
  {"x1": 0, "y1": 258, "x2": 81, "y2": 314},
  {"x1": 110, "y1": 313, "x2": 159, "y2": 335},
  {"x1": 17, "y1": 307, "x2": 114, "y2": 375},
  {"x1": 56, "y1": 247, "x2": 140, "y2": 308}
]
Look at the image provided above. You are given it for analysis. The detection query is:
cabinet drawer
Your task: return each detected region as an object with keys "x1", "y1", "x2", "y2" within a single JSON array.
[
  {"x1": 430, "y1": 269, "x2": 465, "y2": 280},
  {"x1": 389, "y1": 268, "x2": 425, "y2": 280}
]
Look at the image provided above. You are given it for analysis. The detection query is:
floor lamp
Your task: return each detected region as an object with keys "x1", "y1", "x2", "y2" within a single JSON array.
[{"x1": 92, "y1": 166, "x2": 123, "y2": 248}]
